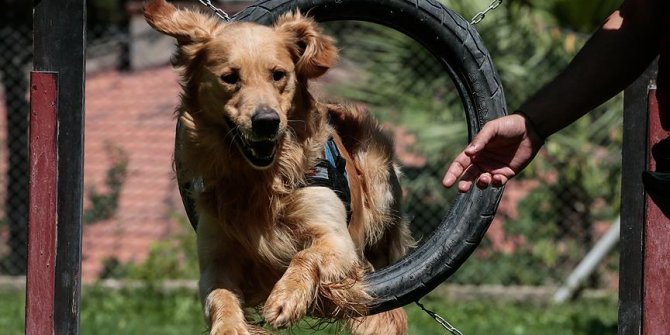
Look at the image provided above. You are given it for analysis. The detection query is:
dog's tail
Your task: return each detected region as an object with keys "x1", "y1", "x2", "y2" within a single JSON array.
[{"x1": 326, "y1": 103, "x2": 374, "y2": 152}]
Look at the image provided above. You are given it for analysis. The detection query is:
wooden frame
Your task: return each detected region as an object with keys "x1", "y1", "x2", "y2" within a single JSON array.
[
  {"x1": 25, "y1": 72, "x2": 59, "y2": 335},
  {"x1": 618, "y1": 60, "x2": 656, "y2": 335},
  {"x1": 619, "y1": 59, "x2": 670, "y2": 334},
  {"x1": 29, "y1": 0, "x2": 86, "y2": 334}
]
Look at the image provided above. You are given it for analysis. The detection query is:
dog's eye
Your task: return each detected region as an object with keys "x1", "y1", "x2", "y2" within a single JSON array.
[
  {"x1": 221, "y1": 73, "x2": 239, "y2": 85},
  {"x1": 272, "y1": 70, "x2": 286, "y2": 82}
]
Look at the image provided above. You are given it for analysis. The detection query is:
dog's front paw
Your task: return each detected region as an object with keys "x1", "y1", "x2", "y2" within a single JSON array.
[
  {"x1": 210, "y1": 321, "x2": 250, "y2": 335},
  {"x1": 263, "y1": 276, "x2": 314, "y2": 328}
]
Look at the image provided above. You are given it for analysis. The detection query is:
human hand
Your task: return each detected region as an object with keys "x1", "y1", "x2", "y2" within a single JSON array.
[{"x1": 442, "y1": 113, "x2": 545, "y2": 192}]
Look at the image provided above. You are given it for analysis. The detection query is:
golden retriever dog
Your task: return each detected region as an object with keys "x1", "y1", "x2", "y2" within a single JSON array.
[{"x1": 144, "y1": 1, "x2": 413, "y2": 334}]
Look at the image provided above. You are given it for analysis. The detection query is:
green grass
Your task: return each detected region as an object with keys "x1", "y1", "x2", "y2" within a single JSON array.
[
  {"x1": 1, "y1": 287, "x2": 617, "y2": 334},
  {"x1": 406, "y1": 294, "x2": 617, "y2": 335},
  {"x1": 0, "y1": 290, "x2": 24, "y2": 335}
]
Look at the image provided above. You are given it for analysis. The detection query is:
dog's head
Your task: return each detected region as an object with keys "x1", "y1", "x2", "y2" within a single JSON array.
[{"x1": 144, "y1": 0, "x2": 337, "y2": 169}]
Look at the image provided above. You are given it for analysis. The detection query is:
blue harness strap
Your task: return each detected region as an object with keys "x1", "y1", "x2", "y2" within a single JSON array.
[{"x1": 305, "y1": 137, "x2": 352, "y2": 222}]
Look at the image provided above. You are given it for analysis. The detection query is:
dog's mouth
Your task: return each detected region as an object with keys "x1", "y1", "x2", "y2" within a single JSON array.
[{"x1": 224, "y1": 116, "x2": 279, "y2": 169}]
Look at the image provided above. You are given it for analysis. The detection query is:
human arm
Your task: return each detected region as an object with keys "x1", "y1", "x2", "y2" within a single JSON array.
[
  {"x1": 519, "y1": 0, "x2": 663, "y2": 137},
  {"x1": 443, "y1": 0, "x2": 665, "y2": 192}
]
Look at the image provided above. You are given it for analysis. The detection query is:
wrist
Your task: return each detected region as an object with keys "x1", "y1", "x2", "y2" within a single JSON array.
[{"x1": 512, "y1": 110, "x2": 547, "y2": 143}]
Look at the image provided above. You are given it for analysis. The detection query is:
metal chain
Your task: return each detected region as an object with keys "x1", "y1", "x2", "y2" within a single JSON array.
[
  {"x1": 197, "y1": 0, "x2": 231, "y2": 21},
  {"x1": 471, "y1": 0, "x2": 503, "y2": 25},
  {"x1": 415, "y1": 301, "x2": 464, "y2": 335}
]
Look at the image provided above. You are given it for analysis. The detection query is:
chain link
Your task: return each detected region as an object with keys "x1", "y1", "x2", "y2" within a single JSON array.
[
  {"x1": 471, "y1": 0, "x2": 503, "y2": 25},
  {"x1": 415, "y1": 301, "x2": 464, "y2": 335},
  {"x1": 197, "y1": 0, "x2": 231, "y2": 21}
]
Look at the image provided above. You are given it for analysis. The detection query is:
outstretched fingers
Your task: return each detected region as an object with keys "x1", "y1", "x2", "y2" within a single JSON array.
[
  {"x1": 475, "y1": 159, "x2": 517, "y2": 182},
  {"x1": 443, "y1": 118, "x2": 529, "y2": 191},
  {"x1": 458, "y1": 167, "x2": 512, "y2": 192},
  {"x1": 445, "y1": 155, "x2": 517, "y2": 192},
  {"x1": 444, "y1": 121, "x2": 502, "y2": 188},
  {"x1": 457, "y1": 164, "x2": 481, "y2": 192},
  {"x1": 442, "y1": 151, "x2": 472, "y2": 188}
]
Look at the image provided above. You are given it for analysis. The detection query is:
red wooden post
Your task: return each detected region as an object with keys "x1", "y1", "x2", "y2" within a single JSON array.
[
  {"x1": 25, "y1": 72, "x2": 59, "y2": 335},
  {"x1": 643, "y1": 85, "x2": 670, "y2": 334},
  {"x1": 34, "y1": 0, "x2": 86, "y2": 332}
]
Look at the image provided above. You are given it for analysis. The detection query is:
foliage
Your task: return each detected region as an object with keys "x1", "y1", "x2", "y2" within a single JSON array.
[
  {"x1": 84, "y1": 143, "x2": 129, "y2": 224},
  {"x1": 450, "y1": 239, "x2": 561, "y2": 286},
  {"x1": 506, "y1": 0, "x2": 622, "y2": 33},
  {"x1": 80, "y1": 286, "x2": 205, "y2": 335},
  {"x1": 0, "y1": 287, "x2": 617, "y2": 335},
  {"x1": 99, "y1": 214, "x2": 199, "y2": 282}
]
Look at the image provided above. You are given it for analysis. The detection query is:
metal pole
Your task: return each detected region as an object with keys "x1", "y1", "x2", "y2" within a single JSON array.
[
  {"x1": 553, "y1": 217, "x2": 620, "y2": 303},
  {"x1": 32, "y1": 0, "x2": 86, "y2": 334}
]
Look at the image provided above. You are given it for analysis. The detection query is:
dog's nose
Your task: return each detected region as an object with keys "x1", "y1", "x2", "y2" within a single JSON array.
[{"x1": 251, "y1": 106, "x2": 280, "y2": 138}]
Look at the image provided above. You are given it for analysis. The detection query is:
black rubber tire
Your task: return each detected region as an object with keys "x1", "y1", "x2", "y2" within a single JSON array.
[{"x1": 178, "y1": 0, "x2": 507, "y2": 315}]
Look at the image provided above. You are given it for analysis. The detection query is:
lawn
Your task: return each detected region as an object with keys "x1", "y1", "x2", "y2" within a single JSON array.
[{"x1": 2, "y1": 286, "x2": 617, "y2": 334}]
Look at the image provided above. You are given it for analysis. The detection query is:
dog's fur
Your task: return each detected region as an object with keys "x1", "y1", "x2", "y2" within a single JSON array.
[{"x1": 144, "y1": 1, "x2": 413, "y2": 334}]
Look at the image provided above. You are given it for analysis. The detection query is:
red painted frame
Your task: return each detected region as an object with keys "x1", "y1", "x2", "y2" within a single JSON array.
[
  {"x1": 25, "y1": 71, "x2": 59, "y2": 335},
  {"x1": 33, "y1": 0, "x2": 86, "y2": 331},
  {"x1": 643, "y1": 87, "x2": 670, "y2": 334}
]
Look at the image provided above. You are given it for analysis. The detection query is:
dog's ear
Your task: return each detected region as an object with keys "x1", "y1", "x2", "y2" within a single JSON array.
[
  {"x1": 144, "y1": 0, "x2": 221, "y2": 46},
  {"x1": 275, "y1": 12, "x2": 338, "y2": 79}
]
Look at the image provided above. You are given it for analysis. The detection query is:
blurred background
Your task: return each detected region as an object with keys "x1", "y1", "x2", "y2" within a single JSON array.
[{"x1": 0, "y1": 0, "x2": 623, "y2": 334}]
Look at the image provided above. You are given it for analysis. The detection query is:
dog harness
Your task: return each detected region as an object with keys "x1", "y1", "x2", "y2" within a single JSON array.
[
  {"x1": 305, "y1": 138, "x2": 353, "y2": 222},
  {"x1": 177, "y1": 127, "x2": 353, "y2": 230}
]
